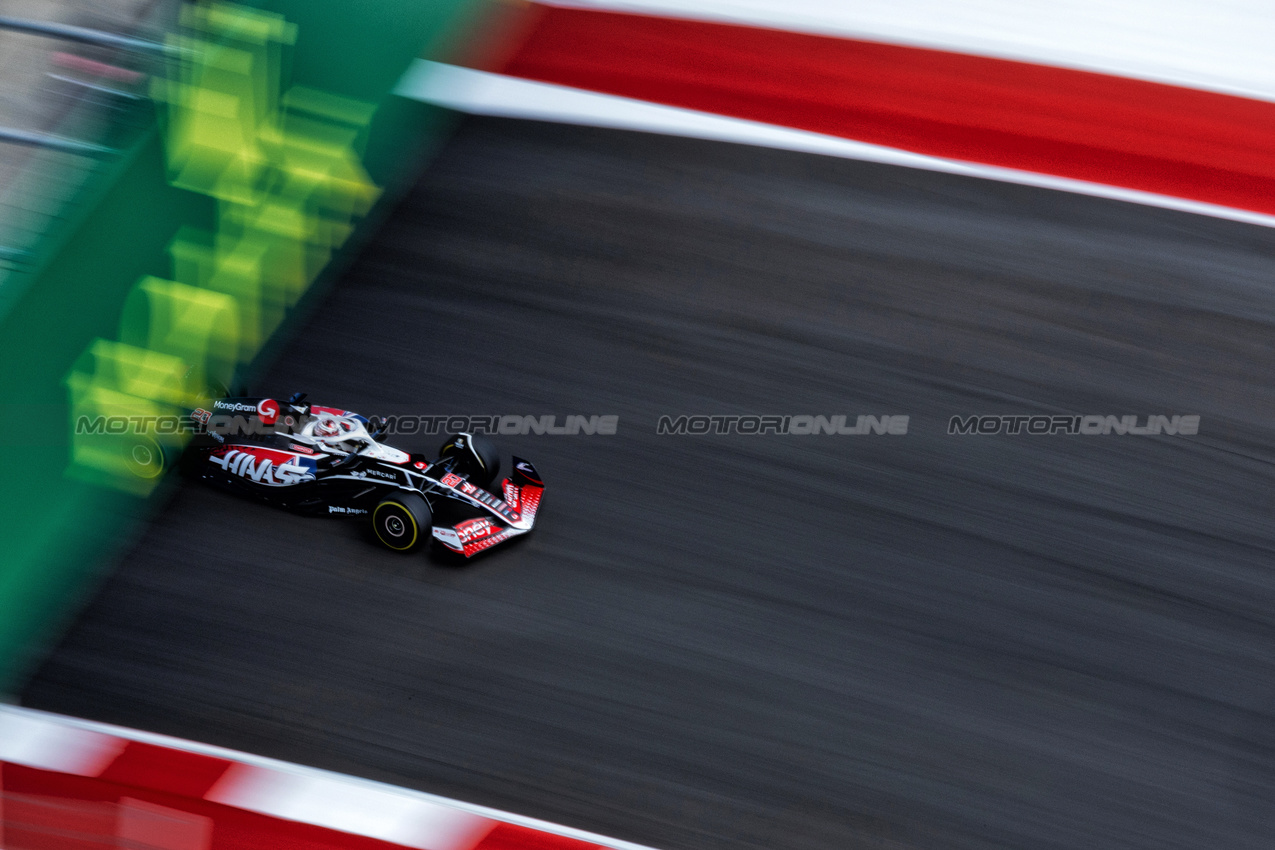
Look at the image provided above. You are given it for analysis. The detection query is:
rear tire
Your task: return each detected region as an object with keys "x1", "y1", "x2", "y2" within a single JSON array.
[
  {"x1": 120, "y1": 434, "x2": 168, "y2": 481},
  {"x1": 438, "y1": 432, "x2": 500, "y2": 487},
  {"x1": 371, "y1": 493, "x2": 432, "y2": 553}
]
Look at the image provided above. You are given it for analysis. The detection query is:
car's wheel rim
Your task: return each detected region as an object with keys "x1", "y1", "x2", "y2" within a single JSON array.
[
  {"x1": 124, "y1": 440, "x2": 164, "y2": 479},
  {"x1": 374, "y1": 502, "x2": 419, "y2": 551}
]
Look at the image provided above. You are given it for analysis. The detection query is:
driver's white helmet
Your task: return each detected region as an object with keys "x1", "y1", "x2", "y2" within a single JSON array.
[
  {"x1": 311, "y1": 414, "x2": 367, "y2": 452},
  {"x1": 315, "y1": 418, "x2": 342, "y2": 439}
]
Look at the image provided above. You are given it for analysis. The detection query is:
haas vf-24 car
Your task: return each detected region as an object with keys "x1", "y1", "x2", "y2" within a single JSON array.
[{"x1": 184, "y1": 393, "x2": 543, "y2": 557}]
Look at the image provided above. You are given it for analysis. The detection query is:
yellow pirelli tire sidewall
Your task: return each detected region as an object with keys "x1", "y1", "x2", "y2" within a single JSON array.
[{"x1": 372, "y1": 494, "x2": 431, "y2": 553}]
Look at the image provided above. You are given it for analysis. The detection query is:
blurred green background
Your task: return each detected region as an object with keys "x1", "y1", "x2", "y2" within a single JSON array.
[{"x1": 0, "y1": 0, "x2": 498, "y2": 693}]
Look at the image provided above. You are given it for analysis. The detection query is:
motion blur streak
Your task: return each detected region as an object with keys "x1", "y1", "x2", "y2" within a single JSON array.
[
  {"x1": 399, "y1": 60, "x2": 1275, "y2": 230},
  {"x1": 23, "y1": 119, "x2": 1275, "y2": 850},
  {"x1": 0, "y1": 706, "x2": 657, "y2": 850},
  {"x1": 544, "y1": 0, "x2": 1275, "y2": 100},
  {"x1": 496, "y1": 6, "x2": 1275, "y2": 216}
]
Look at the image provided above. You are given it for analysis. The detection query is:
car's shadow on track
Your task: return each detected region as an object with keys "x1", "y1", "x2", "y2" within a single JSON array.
[
  {"x1": 152, "y1": 481, "x2": 506, "y2": 587},
  {"x1": 340, "y1": 510, "x2": 537, "y2": 582}
]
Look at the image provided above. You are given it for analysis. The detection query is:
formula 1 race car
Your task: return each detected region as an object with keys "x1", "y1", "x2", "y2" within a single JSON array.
[{"x1": 182, "y1": 393, "x2": 543, "y2": 557}]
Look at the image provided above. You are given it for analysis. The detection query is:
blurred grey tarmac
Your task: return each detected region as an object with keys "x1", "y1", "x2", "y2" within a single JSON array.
[{"x1": 23, "y1": 117, "x2": 1275, "y2": 850}]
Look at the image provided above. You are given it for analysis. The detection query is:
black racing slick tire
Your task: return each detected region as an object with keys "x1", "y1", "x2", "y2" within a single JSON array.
[
  {"x1": 371, "y1": 493, "x2": 432, "y2": 553},
  {"x1": 438, "y1": 432, "x2": 500, "y2": 487}
]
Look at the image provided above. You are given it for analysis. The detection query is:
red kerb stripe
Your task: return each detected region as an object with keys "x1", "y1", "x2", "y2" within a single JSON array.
[
  {"x1": 95, "y1": 742, "x2": 234, "y2": 799},
  {"x1": 475, "y1": 821, "x2": 604, "y2": 849},
  {"x1": 499, "y1": 7, "x2": 1275, "y2": 215}
]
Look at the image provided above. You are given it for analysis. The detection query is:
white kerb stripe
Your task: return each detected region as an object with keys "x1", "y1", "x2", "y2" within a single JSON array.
[
  {"x1": 205, "y1": 764, "x2": 495, "y2": 850},
  {"x1": 0, "y1": 710, "x2": 125, "y2": 776},
  {"x1": 396, "y1": 61, "x2": 1275, "y2": 231}
]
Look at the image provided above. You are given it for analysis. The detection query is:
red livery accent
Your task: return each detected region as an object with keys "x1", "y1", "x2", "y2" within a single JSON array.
[
  {"x1": 462, "y1": 528, "x2": 516, "y2": 557},
  {"x1": 512, "y1": 460, "x2": 542, "y2": 485},
  {"x1": 517, "y1": 485, "x2": 543, "y2": 521},
  {"x1": 441, "y1": 472, "x2": 463, "y2": 487},
  {"x1": 458, "y1": 481, "x2": 521, "y2": 522},
  {"x1": 310, "y1": 405, "x2": 354, "y2": 417}
]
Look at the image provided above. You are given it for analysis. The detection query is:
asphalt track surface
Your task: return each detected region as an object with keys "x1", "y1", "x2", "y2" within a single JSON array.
[{"x1": 22, "y1": 118, "x2": 1275, "y2": 850}]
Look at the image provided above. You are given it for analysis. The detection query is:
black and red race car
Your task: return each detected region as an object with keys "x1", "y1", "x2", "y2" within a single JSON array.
[{"x1": 182, "y1": 393, "x2": 543, "y2": 557}]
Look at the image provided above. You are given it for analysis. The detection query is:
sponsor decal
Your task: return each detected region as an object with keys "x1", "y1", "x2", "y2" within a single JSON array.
[
  {"x1": 413, "y1": 461, "x2": 429, "y2": 471},
  {"x1": 513, "y1": 460, "x2": 542, "y2": 484},
  {"x1": 328, "y1": 505, "x2": 368, "y2": 515},
  {"x1": 258, "y1": 398, "x2": 279, "y2": 425},
  {"x1": 289, "y1": 443, "x2": 315, "y2": 454},
  {"x1": 210, "y1": 447, "x2": 317, "y2": 486},
  {"x1": 212, "y1": 400, "x2": 262, "y2": 413},
  {"x1": 458, "y1": 480, "x2": 521, "y2": 522},
  {"x1": 349, "y1": 468, "x2": 396, "y2": 481},
  {"x1": 454, "y1": 517, "x2": 497, "y2": 543}
]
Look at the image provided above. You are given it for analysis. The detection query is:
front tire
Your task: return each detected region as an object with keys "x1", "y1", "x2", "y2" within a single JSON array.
[{"x1": 372, "y1": 493, "x2": 432, "y2": 553}]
